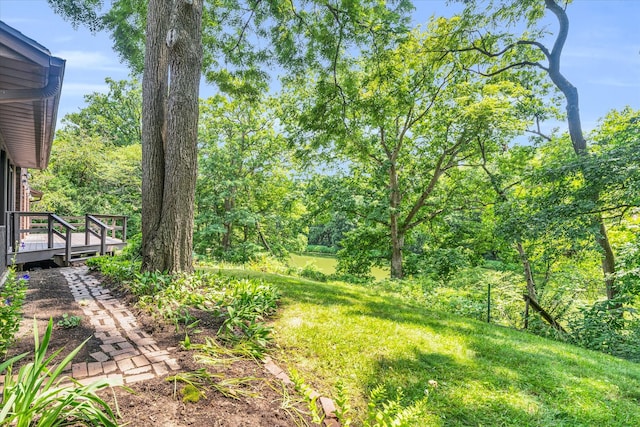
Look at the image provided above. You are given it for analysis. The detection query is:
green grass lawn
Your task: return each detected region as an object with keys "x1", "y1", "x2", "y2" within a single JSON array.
[
  {"x1": 218, "y1": 268, "x2": 640, "y2": 426},
  {"x1": 289, "y1": 253, "x2": 389, "y2": 281}
]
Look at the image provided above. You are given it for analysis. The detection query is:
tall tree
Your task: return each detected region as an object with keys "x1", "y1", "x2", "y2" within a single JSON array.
[
  {"x1": 196, "y1": 94, "x2": 305, "y2": 261},
  {"x1": 48, "y1": 0, "x2": 412, "y2": 272},
  {"x1": 62, "y1": 78, "x2": 142, "y2": 146},
  {"x1": 282, "y1": 24, "x2": 530, "y2": 278},
  {"x1": 452, "y1": 0, "x2": 620, "y2": 300},
  {"x1": 140, "y1": 0, "x2": 203, "y2": 272}
]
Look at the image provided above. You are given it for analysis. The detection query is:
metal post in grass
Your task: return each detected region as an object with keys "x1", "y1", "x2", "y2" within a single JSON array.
[{"x1": 487, "y1": 282, "x2": 491, "y2": 323}]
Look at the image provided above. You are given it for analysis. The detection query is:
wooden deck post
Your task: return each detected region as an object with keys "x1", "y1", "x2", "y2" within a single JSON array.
[
  {"x1": 12, "y1": 212, "x2": 19, "y2": 249},
  {"x1": 85, "y1": 215, "x2": 90, "y2": 246},
  {"x1": 100, "y1": 225, "x2": 106, "y2": 255},
  {"x1": 65, "y1": 227, "x2": 72, "y2": 266},
  {"x1": 47, "y1": 214, "x2": 54, "y2": 249}
]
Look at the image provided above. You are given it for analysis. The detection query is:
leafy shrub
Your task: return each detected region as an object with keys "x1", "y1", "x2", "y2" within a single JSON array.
[
  {"x1": 567, "y1": 242, "x2": 640, "y2": 361},
  {"x1": 218, "y1": 279, "x2": 280, "y2": 357},
  {"x1": 422, "y1": 246, "x2": 474, "y2": 280},
  {"x1": 300, "y1": 263, "x2": 328, "y2": 282},
  {"x1": 57, "y1": 313, "x2": 82, "y2": 329},
  {"x1": 0, "y1": 319, "x2": 118, "y2": 426},
  {"x1": 120, "y1": 232, "x2": 142, "y2": 261},
  {"x1": 568, "y1": 298, "x2": 640, "y2": 362},
  {"x1": 336, "y1": 227, "x2": 387, "y2": 278},
  {"x1": 87, "y1": 256, "x2": 140, "y2": 282},
  {"x1": 0, "y1": 269, "x2": 28, "y2": 356},
  {"x1": 130, "y1": 270, "x2": 172, "y2": 296}
]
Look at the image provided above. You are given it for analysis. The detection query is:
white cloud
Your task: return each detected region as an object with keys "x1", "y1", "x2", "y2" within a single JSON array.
[
  {"x1": 53, "y1": 35, "x2": 74, "y2": 43},
  {"x1": 587, "y1": 78, "x2": 640, "y2": 88},
  {"x1": 60, "y1": 83, "x2": 110, "y2": 96},
  {"x1": 564, "y1": 45, "x2": 640, "y2": 66},
  {"x1": 53, "y1": 50, "x2": 128, "y2": 73}
]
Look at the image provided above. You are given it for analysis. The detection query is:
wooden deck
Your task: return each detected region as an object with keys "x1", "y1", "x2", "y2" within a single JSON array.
[{"x1": 6, "y1": 212, "x2": 127, "y2": 266}]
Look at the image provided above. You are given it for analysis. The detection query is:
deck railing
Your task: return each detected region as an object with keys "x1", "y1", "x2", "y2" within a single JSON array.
[{"x1": 6, "y1": 211, "x2": 127, "y2": 262}]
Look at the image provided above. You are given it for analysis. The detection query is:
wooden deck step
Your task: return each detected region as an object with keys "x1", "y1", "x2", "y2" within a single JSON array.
[{"x1": 53, "y1": 250, "x2": 103, "y2": 267}]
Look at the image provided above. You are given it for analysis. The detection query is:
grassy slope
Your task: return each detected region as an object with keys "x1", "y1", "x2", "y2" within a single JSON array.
[{"x1": 219, "y1": 269, "x2": 640, "y2": 426}]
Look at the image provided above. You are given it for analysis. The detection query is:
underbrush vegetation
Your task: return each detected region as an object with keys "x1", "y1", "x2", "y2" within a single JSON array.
[
  {"x1": 87, "y1": 256, "x2": 280, "y2": 358},
  {"x1": 0, "y1": 269, "x2": 28, "y2": 357}
]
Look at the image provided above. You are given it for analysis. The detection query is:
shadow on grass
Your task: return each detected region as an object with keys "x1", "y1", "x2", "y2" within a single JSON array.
[
  {"x1": 363, "y1": 331, "x2": 638, "y2": 426},
  {"x1": 261, "y1": 272, "x2": 640, "y2": 426}
]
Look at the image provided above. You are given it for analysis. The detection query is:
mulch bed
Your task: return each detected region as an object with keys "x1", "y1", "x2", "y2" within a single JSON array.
[{"x1": 5, "y1": 266, "x2": 316, "y2": 426}]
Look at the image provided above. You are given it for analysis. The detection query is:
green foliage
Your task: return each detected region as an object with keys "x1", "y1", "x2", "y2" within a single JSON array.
[
  {"x1": 0, "y1": 319, "x2": 118, "y2": 426},
  {"x1": 336, "y1": 226, "x2": 386, "y2": 279},
  {"x1": 568, "y1": 239, "x2": 640, "y2": 361},
  {"x1": 87, "y1": 256, "x2": 140, "y2": 283},
  {"x1": 364, "y1": 386, "x2": 426, "y2": 427},
  {"x1": 61, "y1": 78, "x2": 142, "y2": 146},
  {"x1": 57, "y1": 313, "x2": 82, "y2": 329},
  {"x1": 307, "y1": 211, "x2": 353, "y2": 250},
  {"x1": 195, "y1": 95, "x2": 306, "y2": 263},
  {"x1": 299, "y1": 263, "x2": 329, "y2": 282},
  {"x1": 0, "y1": 270, "x2": 28, "y2": 357},
  {"x1": 333, "y1": 381, "x2": 353, "y2": 427},
  {"x1": 30, "y1": 78, "x2": 142, "y2": 236},
  {"x1": 305, "y1": 244, "x2": 338, "y2": 254},
  {"x1": 246, "y1": 254, "x2": 289, "y2": 275},
  {"x1": 288, "y1": 369, "x2": 323, "y2": 424},
  {"x1": 91, "y1": 255, "x2": 280, "y2": 357},
  {"x1": 130, "y1": 270, "x2": 172, "y2": 296},
  {"x1": 120, "y1": 233, "x2": 142, "y2": 261},
  {"x1": 218, "y1": 280, "x2": 279, "y2": 357},
  {"x1": 421, "y1": 246, "x2": 474, "y2": 280},
  {"x1": 568, "y1": 299, "x2": 640, "y2": 362}
]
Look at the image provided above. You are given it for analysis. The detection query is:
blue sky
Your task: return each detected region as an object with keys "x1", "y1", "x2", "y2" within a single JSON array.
[{"x1": 1, "y1": 0, "x2": 638, "y2": 134}]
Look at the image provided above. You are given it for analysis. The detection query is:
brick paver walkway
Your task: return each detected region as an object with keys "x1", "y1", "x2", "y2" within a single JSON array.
[{"x1": 60, "y1": 266, "x2": 181, "y2": 386}]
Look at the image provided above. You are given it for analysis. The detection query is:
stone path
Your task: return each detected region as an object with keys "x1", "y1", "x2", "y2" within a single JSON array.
[
  {"x1": 60, "y1": 266, "x2": 181, "y2": 386},
  {"x1": 4, "y1": 266, "x2": 342, "y2": 425}
]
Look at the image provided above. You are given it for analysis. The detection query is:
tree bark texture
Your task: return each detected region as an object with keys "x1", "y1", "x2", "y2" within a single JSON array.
[
  {"x1": 545, "y1": 0, "x2": 618, "y2": 300},
  {"x1": 389, "y1": 161, "x2": 404, "y2": 279},
  {"x1": 141, "y1": 0, "x2": 170, "y2": 270},
  {"x1": 141, "y1": 0, "x2": 203, "y2": 273},
  {"x1": 516, "y1": 241, "x2": 538, "y2": 302}
]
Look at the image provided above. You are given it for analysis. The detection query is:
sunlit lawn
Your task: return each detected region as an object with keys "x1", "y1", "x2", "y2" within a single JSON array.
[
  {"x1": 216, "y1": 268, "x2": 640, "y2": 426},
  {"x1": 289, "y1": 253, "x2": 389, "y2": 281}
]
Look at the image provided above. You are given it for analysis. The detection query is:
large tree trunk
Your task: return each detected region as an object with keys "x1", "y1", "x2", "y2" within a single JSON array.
[
  {"x1": 141, "y1": 0, "x2": 203, "y2": 273},
  {"x1": 141, "y1": 0, "x2": 169, "y2": 270},
  {"x1": 545, "y1": 0, "x2": 617, "y2": 301},
  {"x1": 390, "y1": 162, "x2": 403, "y2": 279},
  {"x1": 390, "y1": 226, "x2": 404, "y2": 279}
]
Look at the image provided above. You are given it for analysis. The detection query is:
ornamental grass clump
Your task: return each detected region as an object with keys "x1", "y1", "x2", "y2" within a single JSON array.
[{"x1": 0, "y1": 318, "x2": 119, "y2": 426}]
